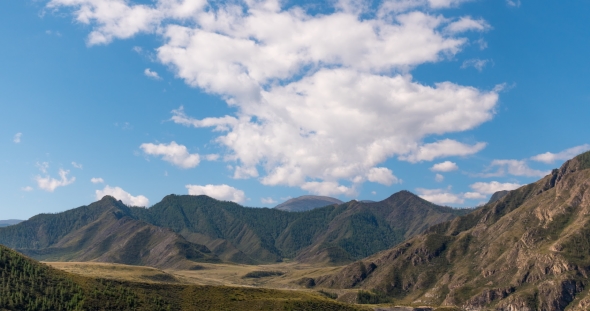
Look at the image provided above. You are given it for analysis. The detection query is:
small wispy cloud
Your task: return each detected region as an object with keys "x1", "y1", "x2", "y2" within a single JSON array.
[
  {"x1": 90, "y1": 177, "x2": 104, "y2": 184},
  {"x1": 21, "y1": 186, "x2": 33, "y2": 192},
  {"x1": 13, "y1": 133, "x2": 22, "y2": 143},
  {"x1": 45, "y1": 30, "x2": 62, "y2": 37},
  {"x1": 144, "y1": 68, "x2": 161, "y2": 80},
  {"x1": 435, "y1": 174, "x2": 444, "y2": 182},
  {"x1": 35, "y1": 169, "x2": 76, "y2": 192},
  {"x1": 72, "y1": 162, "x2": 83, "y2": 169},
  {"x1": 506, "y1": 0, "x2": 521, "y2": 8},
  {"x1": 261, "y1": 197, "x2": 276, "y2": 204},
  {"x1": 461, "y1": 59, "x2": 492, "y2": 72},
  {"x1": 36, "y1": 162, "x2": 49, "y2": 174}
]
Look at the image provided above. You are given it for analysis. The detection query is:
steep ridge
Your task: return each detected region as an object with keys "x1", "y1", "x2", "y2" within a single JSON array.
[
  {"x1": 0, "y1": 196, "x2": 218, "y2": 269},
  {"x1": 0, "y1": 191, "x2": 468, "y2": 266},
  {"x1": 0, "y1": 244, "x2": 366, "y2": 311},
  {"x1": 317, "y1": 151, "x2": 590, "y2": 311},
  {"x1": 274, "y1": 195, "x2": 343, "y2": 212}
]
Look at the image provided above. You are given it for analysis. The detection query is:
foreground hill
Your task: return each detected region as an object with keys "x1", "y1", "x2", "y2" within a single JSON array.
[
  {"x1": 274, "y1": 195, "x2": 343, "y2": 212},
  {"x1": 0, "y1": 191, "x2": 468, "y2": 266},
  {"x1": 0, "y1": 244, "x2": 366, "y2": 311},
  {"x1": 317, "y1": 151, "x2": 590, "y2": 311}
]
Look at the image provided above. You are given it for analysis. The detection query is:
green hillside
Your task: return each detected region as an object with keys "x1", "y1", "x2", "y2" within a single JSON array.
[
  {"x1": 317, "y1": 151, "x2": 590, "y2": 311},
  {"x1": 0, "y1": 244, "x2": 367, "y2": 311}
]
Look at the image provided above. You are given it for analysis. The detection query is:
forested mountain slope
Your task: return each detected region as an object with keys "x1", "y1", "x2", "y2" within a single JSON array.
[
  {"x1": 317, "y1": 151, "x2": 590, "y2": 311},
  {"x1": 0, "y1": 191, "x2": 468, "y2": 266}
]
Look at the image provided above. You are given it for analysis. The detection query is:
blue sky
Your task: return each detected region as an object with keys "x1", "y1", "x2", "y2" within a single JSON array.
[{"x1": 2, "y1": 0, "x2": 589, "y2": 219}]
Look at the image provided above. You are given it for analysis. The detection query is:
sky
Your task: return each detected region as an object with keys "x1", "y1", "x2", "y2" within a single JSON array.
[{"x1": 1, "y1": 0, "x2": 589, "y2": 219}]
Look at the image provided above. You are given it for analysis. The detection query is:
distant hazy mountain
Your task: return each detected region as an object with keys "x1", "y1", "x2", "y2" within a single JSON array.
[
  {"x1": 0, "y1": 191, "x2": 468, "y2": 267},
  {"x1": 0, "y1": 219, "x2": 23, "y2": 227},
  {"x1": 274, "y1": 195, "x2": 343, "y2": 212},
  {"x1": 318, "y1": 151, "x2": 590, "y2": 310}
]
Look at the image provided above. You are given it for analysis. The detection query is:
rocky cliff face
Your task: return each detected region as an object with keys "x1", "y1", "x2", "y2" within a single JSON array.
[{"x1": 316, "y1": 151, "x2": 590, "y2": 311}]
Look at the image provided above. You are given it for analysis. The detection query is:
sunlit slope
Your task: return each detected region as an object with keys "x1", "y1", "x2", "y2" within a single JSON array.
[{"x1": 318, "y1": 151, "x2": 590, "y2": 311}]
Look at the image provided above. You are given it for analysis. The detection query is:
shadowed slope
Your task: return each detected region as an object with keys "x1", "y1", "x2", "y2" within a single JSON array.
[{"x1": 317, "y1": 151, "x2": 590, "y2": 311}]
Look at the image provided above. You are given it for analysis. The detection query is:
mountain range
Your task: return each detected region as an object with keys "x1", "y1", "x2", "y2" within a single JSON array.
[
  {"x1": 314, "y1": 151, "x2": 590, "y2": 311},
  {"x1": 0, "y1": 190, "x2": 468, "y2": 268}
]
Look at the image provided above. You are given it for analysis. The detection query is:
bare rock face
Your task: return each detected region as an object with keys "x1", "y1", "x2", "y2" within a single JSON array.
[{"x1": 317, "y1": 151, "x2": 590, "y2": 311}]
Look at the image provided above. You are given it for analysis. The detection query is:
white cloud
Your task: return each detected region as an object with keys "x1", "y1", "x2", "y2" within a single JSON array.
[
  {"x1": 144, "y1": 68, "x2": 162, "y2": 79},
  {"x1": 431, "y1": 161, "x2": 458, "y2": 172},
  {"x1": 463, "y1": 191, "x2": 486, "y2": 199},
  {"x1": 186, "y1": 184, "x2": 246, "y2": 203},
  {"x1": 470, "y1": 181, "x2": 521, "y2": 194},
  {"x1": 484, "y1": 159, "x2": 549, "y2": 177},
  {"x1": 96, "y1": 185, "x2": 149, "y2": 206},
  {"x1": 435, "y1": 173, "x2": 444, "y2": 182},
  {"x1": 530, "y1": 144, "x2": 590, "y2": 164},
  {"x1": 13, "y1": 133, "x2": 22, "y2": 143},
  {"x1": 50, "y1": 0, "x2": 499, "y2": 194},
  {"x1": 301, "y1": 181, "x2": 355, "y2": 196},
  {"x1": 461, "y1": 58, "x2": 491, "y2": 72},
  {"x1": 140, "y1": 141, "x2": 200, "y2": 168},
  {"x1": 72, "y1": 162, "x2": 83, "y2": 169},
  {"x1": 261, "y1": 197, "x2": 276, "y2": 204},
  {"x1": 445, "y1": 16, "x2": 491, "y2": 34},
  {"x1": 506, "y1": 0, "x2": 521, "y2": 7},
  {"x1": 416, "y1": 188, "x2": 464, "y2": 204},
  {"x1": 371, "y1": 191, "x2": 377, "y2": 195},
  {"x1": 21, "y1": 186, "x2": 33, "y2": 192},
  {"x1": 35, "y1": 169, "x2": 76, "y2": 192},
  {"x1": 401, "y1": 140, "x2": 486, "y2": 163},
  {"x1": 367, "y1": 167, "x2": 399, "y2": 186},
  {"x1": 91, "y1": 177, "x2": 105, "y2": 184}
]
